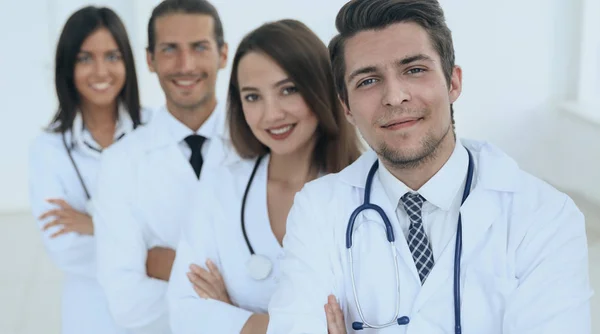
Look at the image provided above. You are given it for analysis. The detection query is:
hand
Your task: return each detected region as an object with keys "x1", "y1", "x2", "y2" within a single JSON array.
[
  {"x1": 187, "y1": 259, "x2": 233, "y2": 305},
  {"x1": 325, "y1": 294, "x2": 347, "y2": 334},
  {"x1": 40, "y1": 199, "x2": 93, "y2": 238},
  {"x1": 146, "y1": 247, "x2": 176, "y2": 281}
]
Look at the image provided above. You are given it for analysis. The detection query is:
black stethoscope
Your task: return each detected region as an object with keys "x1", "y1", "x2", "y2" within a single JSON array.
[
  {"x1": 346, "y1": 148, "x2": 474, "y2": 333},
  {"x1": 240, "y1": 155, "x2": 274, "y2": 280},
  {"x1": 61, "y1": 130, "x2": 126, "y2": 214}
]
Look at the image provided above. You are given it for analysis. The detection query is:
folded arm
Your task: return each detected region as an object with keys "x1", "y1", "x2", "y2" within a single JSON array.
[
  {"x1": 167, "y1": 206, "x2": 256, "y2": 334},
  {"x1": 94, "y1": 149, "x2": 170, "y2": 333},
  {"x1": 28, "y1": 138, "x2": 96, "y2": 278}
]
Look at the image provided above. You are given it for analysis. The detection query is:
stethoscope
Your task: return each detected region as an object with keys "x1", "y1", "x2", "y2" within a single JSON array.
[
  {"x1": 61, "y1": 130, "x2": 126, "y2": 215},
  {"x1": 346, "y1": 149, "x2": 474, "y2": 333},
  {"x1": 240, "y1": 155, "x2": 274, "y2": 280}
]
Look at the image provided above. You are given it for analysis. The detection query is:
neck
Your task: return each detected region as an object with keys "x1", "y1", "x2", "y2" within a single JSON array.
[
  {"x1": 80, "y1": 102, "x2": 117, "y2": 132},
  {"x1": 384, "y1": 129, "x2": 456, "y2": 190},
  {"x1": 268, "y1": 140, "x2": 318, "y2": 186},
  {"x1": 167, "y1": 96, "x2": 216, "y2": 132}
]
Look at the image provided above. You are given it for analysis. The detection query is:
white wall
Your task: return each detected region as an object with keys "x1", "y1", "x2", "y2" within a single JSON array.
[{"x1": 1, "y1": 0, "x2": 599, "y2": 214}]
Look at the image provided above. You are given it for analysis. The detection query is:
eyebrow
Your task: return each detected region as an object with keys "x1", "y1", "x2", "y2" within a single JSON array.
[
  {"x1": 240, "y1": 78, "x2": 293, "y2": 92},
  {"x1": 78, "y1": 49, "x2": 121, "y2": 54},
  {"x1": 157, "y1": 39, "x2": 211, "y2": 48},
  {"x1": 347, "y1": 53, "x2": 434, "y2": 83}
]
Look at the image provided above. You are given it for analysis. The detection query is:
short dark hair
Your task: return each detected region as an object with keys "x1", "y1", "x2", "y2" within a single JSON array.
[
  {"x1": 228, "y1": 19, "x2": 362, "y2": 174},
  {"x1": 329, "y1": 0, "x2": 455, "y2": 107},
  {"x1": 50, "y1": 6, "x2": 141, "y2": 133},
  {"x1": 147, "y1": 0, "x2": 224, "y2": 53}
]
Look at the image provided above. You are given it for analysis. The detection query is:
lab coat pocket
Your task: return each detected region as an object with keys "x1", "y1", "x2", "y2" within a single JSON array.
[{"x1": 462, "y1": 267, "x2": 519, "y2": 333}]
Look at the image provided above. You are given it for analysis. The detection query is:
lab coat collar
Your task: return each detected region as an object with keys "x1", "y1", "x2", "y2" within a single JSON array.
[
  {"x1": 339, "y1": 138, "x2": 520, "y2": 194},
  {"x1": 69, "y1": 103, "x2": 135, "y2": 157}
]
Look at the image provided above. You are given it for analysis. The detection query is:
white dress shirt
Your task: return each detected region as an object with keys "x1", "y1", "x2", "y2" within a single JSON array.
[{"x1": 377, "y1": 142, "x2": 469, "y2": 261}]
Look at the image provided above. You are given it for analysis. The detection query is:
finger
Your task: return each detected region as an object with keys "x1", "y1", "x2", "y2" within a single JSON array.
[
  {"x1": 190, "y1": 264, "x2": 219, "y2": 287},
  {"x1": 187, "y1": 272, "x2": 217, "y2": 299},
  {"x1": 192, "y1": 284, "x2": 210, "y2": 299},
  {"x1": 328, "y1": 295, "x2": 345, "y2": 330},
  {"x1": 42, "y1": 219, "x2": 63, "y2": 231},
  {"x1": 46, "y1": 199, "x2": 72, "y2": 210},
  {"x1": 206, "y1": 259, "x2": 224, "y2": 281},
  {"x1": 50, "y1": 227, "x2": 72, "y2": 238},
  {"x1": 39, "y1": 209, "x2": 65, "y2": 220}
]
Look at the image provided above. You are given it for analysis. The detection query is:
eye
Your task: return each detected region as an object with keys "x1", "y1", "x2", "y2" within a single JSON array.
[
  {"x1": 76, "y1": 54, "x2": 92, "y2": 64},
  {"x1": 106, "y1": 53, "x2": 122, "y2": 62},
  {"x1": 357, "y1": 78, "x2": 378, "y2": 88},
  {"x1": 162, "y1": 45, "x2": 174, "y2": 53},
  {"x1": 195, "y1": 44, "x2": 208, "y2": 52},
  {"x1": 407, "y1": 68, "x2": 426, "y2": 75},
  {"x1": 282, "y1": 86, "x2": 298, "y2": 95},
  {"x1": 244, "y1": 94, "x2": 259, "y2": 102}
]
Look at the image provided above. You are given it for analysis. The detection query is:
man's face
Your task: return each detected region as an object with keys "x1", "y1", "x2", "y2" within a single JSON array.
[
  {"x1": 147, "y1": 13, "x2": 227, "y2": 111},
  {"x1": 342, "y1": 22, "x2": 462, "y2": 168}
]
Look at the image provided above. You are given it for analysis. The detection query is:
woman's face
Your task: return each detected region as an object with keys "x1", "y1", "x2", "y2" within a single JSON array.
[
  {"x1": 74, "y1": 27, "x2": 126, "y2": 110},
  {"x1": 236, "y1": 52, "x2": 319, "y2": 157}
]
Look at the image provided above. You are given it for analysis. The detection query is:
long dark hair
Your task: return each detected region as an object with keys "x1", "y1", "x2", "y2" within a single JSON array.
[
  {"x1": 228, "y1": 19, "x2": 362, "y2": 174},
  {"x1": 50, "y1": 6, "x2": 141, "y2": 133}
]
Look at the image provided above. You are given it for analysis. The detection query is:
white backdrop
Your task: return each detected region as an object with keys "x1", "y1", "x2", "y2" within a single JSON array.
[{"x1": 1, "y1": 0, "x2": 599, "y2": 213}]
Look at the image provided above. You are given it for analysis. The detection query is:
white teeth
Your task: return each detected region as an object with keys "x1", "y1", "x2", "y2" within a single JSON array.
[
  {"x1": 175, "y1": 80, "x2": 196, "y2": 87},
  {"x1": 268, "y1": 125, "x2": 293, "y2": 135},
  {"x1": 91, "y1": 82, "x2": 110, "y2": 90}
]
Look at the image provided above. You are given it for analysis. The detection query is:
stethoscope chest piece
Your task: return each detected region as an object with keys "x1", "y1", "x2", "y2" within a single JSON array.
[{"x1": 246, "y1": 254, "x2": 273, "y2": 280}]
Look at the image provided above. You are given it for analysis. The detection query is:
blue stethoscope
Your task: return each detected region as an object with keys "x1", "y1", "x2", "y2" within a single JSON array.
[{"x1": 346, "y1": 149, "x2": 474, "y2": 333}]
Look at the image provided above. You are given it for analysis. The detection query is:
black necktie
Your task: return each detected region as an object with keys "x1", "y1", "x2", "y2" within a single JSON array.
[{"x1": 184, "y1": 135, "x2": 206, "y2": 179}]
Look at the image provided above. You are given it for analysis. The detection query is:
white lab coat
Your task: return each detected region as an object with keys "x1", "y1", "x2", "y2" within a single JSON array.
[
  {"x1": 93, "y1": 106, "x2": 236, "y2": 334},
  {"x1": 267, "y1": 139, "x2": 593, "y2": 334},
  {"x1": 167, "y1": 155, "x2": 284, "y2": 334},
  {"x1": 28, "y1": 107, "x2": 150, "y2": 334}
]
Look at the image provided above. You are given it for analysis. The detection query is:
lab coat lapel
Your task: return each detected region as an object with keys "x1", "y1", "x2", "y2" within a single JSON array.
[
  {"x1": 411, "y1": 187, "x2": 501, "y2": 312},
  {"x1": 143, "y1": 109, "x2": 196, "y2": 183}
]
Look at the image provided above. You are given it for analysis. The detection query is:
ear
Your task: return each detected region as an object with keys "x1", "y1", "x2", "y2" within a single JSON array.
[
  {"x1": 146, "y1": 48, "x2": 156, "y2": 73},
  {"x1": 218, "y1": 43, "x2": 229, "y2": 70},
  {"x1": 448, "y1": 65, "x2": 462, "y2": 104},
  {"x1": 339, "y1": 95, "x2": 355, "y2": 125}
]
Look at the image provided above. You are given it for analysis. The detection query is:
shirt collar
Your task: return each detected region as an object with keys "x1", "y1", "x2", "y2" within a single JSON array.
[
  {"x1": 378, "y1": 141, "x2": 469, "y2": 212},
  {"x1": 162, "y1": 103, "x2": 220, "y2": 144}
]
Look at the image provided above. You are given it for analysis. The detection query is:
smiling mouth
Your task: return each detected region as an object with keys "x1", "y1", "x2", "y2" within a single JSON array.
[
  {"x1": 268, "y1": 124, "x2": 294, "y2": 135},
  {"x1": 172, "y1": 78, "x2": 202, "y2": 88},
  {"x1": 90, "y1": 82, "x2": 111, "y2": 91},
  {"x1": 382, "y1": 117, "x2": 424, "y2": 128}
]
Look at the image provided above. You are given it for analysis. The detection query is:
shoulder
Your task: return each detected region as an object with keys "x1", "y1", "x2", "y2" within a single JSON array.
[
  {"x1": 466, "y1": 139, "x2": 582, "y2": 226},
  {"x1": 29, "y1": 130, "x2": 68, "y2": 164},
  {"x1": 30, "y1": 130, "x2": 63, "y2": 151}
]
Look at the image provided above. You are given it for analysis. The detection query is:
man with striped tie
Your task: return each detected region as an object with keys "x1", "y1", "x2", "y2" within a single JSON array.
[{"x1": 267, "y1": 1, "x2": 592, "y2": 333}]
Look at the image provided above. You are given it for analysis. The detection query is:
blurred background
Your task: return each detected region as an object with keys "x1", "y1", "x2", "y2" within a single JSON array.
[{"x1": 0, "y1": 0, "x2": 598, "y2": 333}]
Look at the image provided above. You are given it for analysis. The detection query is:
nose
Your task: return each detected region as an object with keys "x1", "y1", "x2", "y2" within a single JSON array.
[
  {"x1": 176, "y1": 50, "x2": 196, "y2": 73},
  {"x1": 263, "y1": 96, "x2": 285, "y2": 123},
  {"x1": 381, "y1": 76, "x2": 410, "y2": 107},
  {"x1": 94, "y1": 59, "x2": 109, "y2": 77}
]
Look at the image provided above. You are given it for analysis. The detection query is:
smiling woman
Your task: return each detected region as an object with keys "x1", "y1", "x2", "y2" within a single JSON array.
[{"x1": 27, "y1": 6, "x2": 145, "y2": 334}]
